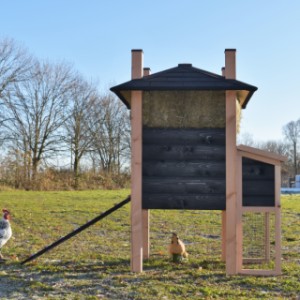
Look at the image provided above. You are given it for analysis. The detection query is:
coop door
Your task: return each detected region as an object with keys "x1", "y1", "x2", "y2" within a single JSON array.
[
  {"x1": 240, "y1": 209, "x2": 281, "y2": 275},
  {"x1": 239, "y1": 157, "x2": 282, "y2": 275}
]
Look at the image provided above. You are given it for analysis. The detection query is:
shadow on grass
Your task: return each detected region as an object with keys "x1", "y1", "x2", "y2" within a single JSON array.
[{"x1": 2, "y1": 257, "x2": 299, "y2": 299}]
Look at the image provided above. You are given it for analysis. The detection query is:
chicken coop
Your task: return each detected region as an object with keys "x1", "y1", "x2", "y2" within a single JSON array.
[{"x1": 111, "y1": 49, "x2": 286, "y2": 275}]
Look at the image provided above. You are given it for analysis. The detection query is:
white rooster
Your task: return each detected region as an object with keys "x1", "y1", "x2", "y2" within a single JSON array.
[{"x1": 0, "y1": 209, "x2": 12, "y2": 260}]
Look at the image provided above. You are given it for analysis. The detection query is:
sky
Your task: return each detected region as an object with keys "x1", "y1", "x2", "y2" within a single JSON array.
[{"x1": 1, "y1": 0, "x2": 299, "y2": 142}]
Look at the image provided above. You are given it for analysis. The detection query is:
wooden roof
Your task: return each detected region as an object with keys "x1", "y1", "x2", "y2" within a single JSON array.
[
  {"x1": 111, "y1": 63, "x2": 257, "y2": 109},
  {"x1": 237, "y1": 144, "x2": 287, "y2": 164}
]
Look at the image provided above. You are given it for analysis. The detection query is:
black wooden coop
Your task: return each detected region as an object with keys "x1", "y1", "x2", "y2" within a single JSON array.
[{"x1": 111, "y1": 49, "x2": 285, "y2": 275}]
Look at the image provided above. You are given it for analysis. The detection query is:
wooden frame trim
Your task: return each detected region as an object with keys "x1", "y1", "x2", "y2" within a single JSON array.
[
  {"x1": 265, "y1": 212, "x2": 271, "y2": 262},
  {"x1": 243, "y1": 258, "x2": 270, "y2": 264},
  {"x1": 225, "y1": 91, "x2": 238, "y2": 275},
  {"x1": 237, "y1": 145, "x2": 287, "y2": 164},
  {"x1": 239, "y1": 269, "x2": 280, "y2": 276},
  {"x1": 225, "y1": 49, "x2": 238, "y2": 275},
  {"x1": 237, "y1": 149, "x2": 282, "y2": 276},
  {"x1": 142, "y1": 209, "x2": 150, "y2": 259},
  {"x1": 242, "y1": 207, "x2": 276, "y2": 213},
  {"x1": 221, "y1": 211, "x2": 226, "y2": 261},
  {"x1": 130, "y1": 90, "x2": 143, "y2": 272},
  {"x1": 236, "y1": 150, "x2": 243, "y2": 272},
  {"x1": 274, "y1": 165, "x2": 282, "y2": 274},
  {"x1": 130, "y1": 50, "x2": 144, "y2": 273},
  {"x1": 238, "y1": 150, "x2": 281, "y2": 166}
]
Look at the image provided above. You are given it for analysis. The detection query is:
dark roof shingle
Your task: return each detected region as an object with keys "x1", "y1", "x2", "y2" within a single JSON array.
[{"x1": 111, "y1": 63, "x2": 257, "y2": 109}]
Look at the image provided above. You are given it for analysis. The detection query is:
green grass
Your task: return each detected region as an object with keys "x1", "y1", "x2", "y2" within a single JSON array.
[{"x1": 0, "y1": 190, "x2": 299, "y2": 299}]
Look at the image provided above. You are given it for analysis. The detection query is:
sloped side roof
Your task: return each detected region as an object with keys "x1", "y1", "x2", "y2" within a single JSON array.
[
  {"x1": 110, "y1": 63, "x2": 257, "y2": 109},
  {"x1": 237, "y1": 144, "x2": 287, "y2": 163}
]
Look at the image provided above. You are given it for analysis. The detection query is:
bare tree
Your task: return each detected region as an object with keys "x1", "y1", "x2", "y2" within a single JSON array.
[
  {"x1": 0, "y1": 38, "x2": 32, "y2": 145},
  {"x1": 0, "y1": 38, "x2": 32, "y2": 97},
  {"x1": 88, "y1": 93, "x2": 130, "y2": 174},
  {"x1": 282, "y1": 119, "x2": 300, "y2": 176},
  {"x1": 64, "y1": 76, "x2": 98, "y2": 188},
  {"x1": 2, "y1": 60, "x2": 75, "y2": 186},
  {"x1": 237, "y1": 132, "x2": 255, "y2": 147},
  {"x1": 258, "y1": 140, "x2": 289, "y2": 157},
  {"x1": 259, "y1": 139, "x2": 290, "y2": 177}
]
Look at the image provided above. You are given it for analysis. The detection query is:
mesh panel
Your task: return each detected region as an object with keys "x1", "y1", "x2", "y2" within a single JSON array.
[{"x1": 242, "y1": 212, "x2": 276, "y2": 269}]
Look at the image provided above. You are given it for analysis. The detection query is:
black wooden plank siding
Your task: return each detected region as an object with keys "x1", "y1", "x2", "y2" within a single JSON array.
[
  {"x1": 143, "y1": 161, "x2": 225, "y2": 178},
  {"x1": 142, "y1": 128, "x2": 226, "y2": 210},
  {"x1": 143, "y1": 194, "x2": 226, "y2": 210},
  {"x1": 143, "y1": 145, "x2": 225, "y2": 161},
  {"x1": 143, "y1": 128, "x2": 226, "y2": 146},
  {"x1": 143, "y1": 178, "x2": 225, "y2": 194},
  {"x1": 242, "y1": 157, "x2": 275, "y2": 206}
]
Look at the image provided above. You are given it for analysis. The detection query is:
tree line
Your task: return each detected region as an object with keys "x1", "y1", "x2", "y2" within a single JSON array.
[
  {"x1": 0, "y1": 38, "x2": 130, "y2": 190},
  {"x1": 0, "y1": 38, "x2": 299, "y2": 190}
]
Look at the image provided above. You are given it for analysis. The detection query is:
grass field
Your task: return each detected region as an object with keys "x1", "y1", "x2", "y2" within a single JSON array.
[{"x1": 0, "y1": 190, "x2": 299, "y2": 299}]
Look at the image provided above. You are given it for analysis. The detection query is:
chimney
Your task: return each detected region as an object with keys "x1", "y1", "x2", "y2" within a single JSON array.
[
  {"x1": 143, "y1": 67, "x2": 151, "y2": 77},
  {"x1": 224, "y1": 49, "x2": 236, "y2": 79},
  {"x1": 131, "y1": 49, "x2": 143, "y2": 79},
  {"x1": 221, "y1": 67, "x2": 225, "y2": 77}
]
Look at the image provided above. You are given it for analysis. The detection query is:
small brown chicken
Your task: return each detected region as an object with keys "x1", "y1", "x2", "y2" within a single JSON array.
[{"x1": 168, "y1": 233, "x2": 188, "y2": 262}]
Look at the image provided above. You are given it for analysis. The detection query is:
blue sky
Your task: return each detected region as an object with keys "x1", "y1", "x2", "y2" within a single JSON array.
[{"x1": 1, "y1": 0, "x2": 299, "y2": 142}]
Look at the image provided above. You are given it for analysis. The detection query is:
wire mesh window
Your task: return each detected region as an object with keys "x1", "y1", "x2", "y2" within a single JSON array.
[{"x1": 242, "y1": 211, "x2": 276, "y2": 269}]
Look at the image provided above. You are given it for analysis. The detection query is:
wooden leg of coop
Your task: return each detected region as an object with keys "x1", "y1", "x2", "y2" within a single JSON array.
[
  {"x1": 225, "y1": 90, "x2": 238, "y2": 275},
  {"x1": 275, "y1": 165, "x2": 282, "y2": 275},
  {"x1": 131, "y1": 202, "x2": 143, "y2": 272},
  {"x1": 143, "y1": 209, "x2": 150, "y2": 259},
  {"x1": 236, "y1": 152, "x2": 243, "y2": 273},
  {"x1": 130, "y1": 90, "x2": 143, "y2": 273},
  {"x1": 225, "y1": 50, "x2": 238, "y2": 275},
  {"x1": 264, "y1": 212, "x2": 270, "y2": 262},
  {"x1": 221, "y1": 211, "x2": 226, "y2": 261}
]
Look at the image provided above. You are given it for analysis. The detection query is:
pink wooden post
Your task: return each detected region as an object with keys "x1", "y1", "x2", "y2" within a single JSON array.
[
  {"x1": 142, "y1": 67, "x2": 151, "y2": 260},
  {"x1": 224, "y1": 49, "x2": 239, "y2": 275},
  {"x1": 274, "y1": 165, "x2": 282, "y2": 274},
  {"x1": 131, "y1": 50, "x2": 144, "y2": 272},
  {"x1": 221, "y1": 62, "x2": 226, "y2": 262},
  {"x1": 143, "y1": 67, "x2": 151, "y2": 77},
  {"x1": 221, "y1": 211, "x2": 226, "y2": 261},
  {"x1": 236, "y1": 148, "x2": 243, "y2": 272}
]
